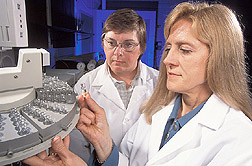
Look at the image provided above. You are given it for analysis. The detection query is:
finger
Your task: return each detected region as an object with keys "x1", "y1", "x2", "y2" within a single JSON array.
[
  {"x1": 78, "y1": 94, "x2": 87, "y2": 108},
  {"x1": 80, "y1": 107, "x2": 96, "y2": 124},
  {"x1": 53, "y1": 136, "x2": 88, "y2": 166},
  {"x1": 23, "y1": 156, "x2": 44, "y2": 166},
  {"x1": 78, "y1": 112, "x2": 94, "y2": 126},
  {"x1": 37, "y1": 150, "x2": 48, "y2": 159},
  {"x1": 51, "y1": 136, "x2": 70, "y2": 160},
  {"x1": 48, "y1": 146, "x2": 57, "y2": 157},
  {"x1": 63, "y1": 134, "x2": 70, "y2": 149},
  {"x1": 85, "y1": 93, "x2": 105, "y2": 115},
  {"x1": 48, "y1": 155, "x2": 60, "y2": 162}
]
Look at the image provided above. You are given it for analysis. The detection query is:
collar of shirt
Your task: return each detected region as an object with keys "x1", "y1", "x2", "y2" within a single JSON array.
[
  {"x1": 169, "y1": 95, "x2": 208, "y2": 128},
  {"x1": 177, "y1": 98, "x2": 207, "y2": 127}
]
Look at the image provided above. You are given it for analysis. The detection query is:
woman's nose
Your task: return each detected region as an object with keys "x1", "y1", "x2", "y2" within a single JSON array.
[
  {"x1": 114, "y1": 44, "x2": 123, "y2": 55},
  {"x1": 163, "y1": 48, "x2": 178, "y2": 67}
]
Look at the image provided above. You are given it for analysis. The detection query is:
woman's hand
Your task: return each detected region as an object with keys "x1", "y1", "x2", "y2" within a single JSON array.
[
  {"x1": 77, "y1": 93, "x2": 113, "y2": 162},
  {"x1": 23, "y1": 135, "x2": 87, "y2": 166}
]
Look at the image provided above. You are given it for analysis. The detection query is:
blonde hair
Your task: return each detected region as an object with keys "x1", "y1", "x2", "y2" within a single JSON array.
[{"x1": 140, "y1": 2, "x2": 252, "y2": 123}]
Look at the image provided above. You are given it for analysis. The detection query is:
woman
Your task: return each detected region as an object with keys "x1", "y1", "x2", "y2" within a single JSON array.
[
  {"x1": 82, "y1": 2, "x2": 252, "y2": 165},
  {"x1": 69, "y1": 8, "x2": 158, "y2": 162},
  {"x1": 23, "y1": 2, "x2": 252, "y2": 166}
]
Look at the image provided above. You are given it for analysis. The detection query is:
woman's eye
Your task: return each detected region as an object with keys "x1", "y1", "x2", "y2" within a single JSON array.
[
  {"x1": 108, "y1": 41, "x2": 116, "y2": 46},
  {"x1": 180, "y1": 48, "x2": 191, "y2": 54},
  {"x1": 165, "y1": 48, "x2": 170, "y2": 53},
  {"x1": 124, "y1": 42, "x2": 134, "y2": 48}
]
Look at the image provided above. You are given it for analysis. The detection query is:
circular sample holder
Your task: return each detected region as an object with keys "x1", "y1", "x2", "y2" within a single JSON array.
[{"x1": 0, "y1": 75, "x2": 79, "y2": 165}]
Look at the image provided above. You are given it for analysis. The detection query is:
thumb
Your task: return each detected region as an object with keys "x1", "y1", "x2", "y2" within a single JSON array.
[
  {"x1": 51, "y1": 136, "x2": 69, "y2": 159},
  {"x1": 52, "y1": 136, "x2": 88, "y2": 166}
]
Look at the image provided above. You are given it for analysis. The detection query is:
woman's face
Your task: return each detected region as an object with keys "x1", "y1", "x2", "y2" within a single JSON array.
[
  {"x1": 103, "y1": 31, "x2": 141, "y2": 77},
  {"x1": 163, "y1": 19, "x2": 209, "y2": 95}
]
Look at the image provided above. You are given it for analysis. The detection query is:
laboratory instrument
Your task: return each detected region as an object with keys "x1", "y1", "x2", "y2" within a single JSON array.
[{"x1": 0, "y1": 0, "x2": 79, "y2": 165}]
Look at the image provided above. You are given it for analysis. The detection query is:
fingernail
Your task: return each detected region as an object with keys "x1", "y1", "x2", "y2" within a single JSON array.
[
  {"x1": 53, "y1": 136, "x2": 60, "y2": 144},
  {"x1": 85, "y1": 93, "x2": 90, "y2": 98},
  {"x1": 82, "y1": 92, "x2": 88, "y2": 98}
]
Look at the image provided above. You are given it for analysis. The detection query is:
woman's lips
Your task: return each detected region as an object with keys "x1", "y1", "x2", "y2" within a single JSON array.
[{"x1": 168, "y1": 72, "x2": 181, "y2": 76}]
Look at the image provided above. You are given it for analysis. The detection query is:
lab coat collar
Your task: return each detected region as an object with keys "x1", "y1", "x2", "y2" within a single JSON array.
[
  {"x1": 138, "y1": 60, "x2": 153, "y2": 84},
  {"x1": 147, "y1": 94, "x2": 230, "y2": 164},
  {"x1": 107, "y1": 61, "x2": 142, "y2": 82},
  {"x1": 92, "y1": 63, "x2": 125, "y2": 110},
  {"x1": 197, "y1": 94, "x2": 229, "y2": 130},
  {"x1": 92, "y1": 62, "x2": 109, "y2": 87},
  {"x1": 92, "y1": 60, "x2": 150, "y2": 86}
]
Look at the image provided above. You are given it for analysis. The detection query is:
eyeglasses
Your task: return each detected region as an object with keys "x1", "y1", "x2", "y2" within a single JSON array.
[{"x1": 103, "y1": 38, "x2": 139, "y2": 52}]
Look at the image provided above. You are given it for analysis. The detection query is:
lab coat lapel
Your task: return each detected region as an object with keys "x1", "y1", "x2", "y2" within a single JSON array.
[
  {"x1": 127, "y1": 85, "x2": 147, "y2": 111},
  {"x1": 99, "y1": 79, "x2": 125, "y2": 110},
  {"x1": 148, "y1": 103, "x2": 174, "y2": 160},
  {"x1": 127, "y1": 61, "x2": 154, "y2": 111},
  {"x1": 197, "y1": 94, "x2": 229, "y2": 130},
  {"x1": 148, "y1": 104, "x2": 200, "y2": 165},
  {"x1": 147, "y1": 94, "x2": 229, "y2": 165},
  {"x1": 92, "y1": 64, "x2": 125, "y2": 110},
  {"x1": 148, "y1": 118, "x2": 201, "y2": 165}
]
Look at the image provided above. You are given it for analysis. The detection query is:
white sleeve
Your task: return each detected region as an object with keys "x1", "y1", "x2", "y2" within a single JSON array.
[{"x1": 118, "y1": 119, "x2": 140, "y2": 165}]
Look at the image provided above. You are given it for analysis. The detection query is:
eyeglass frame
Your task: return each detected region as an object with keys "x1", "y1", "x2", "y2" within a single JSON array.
[{"x1": 103, "y1": 38, "x2": 140, "y2": 52}]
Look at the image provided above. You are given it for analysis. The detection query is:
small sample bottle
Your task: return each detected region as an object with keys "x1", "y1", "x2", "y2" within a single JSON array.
[{"x1": 80, "y1": 83, "x2": 88, "y2": 97}]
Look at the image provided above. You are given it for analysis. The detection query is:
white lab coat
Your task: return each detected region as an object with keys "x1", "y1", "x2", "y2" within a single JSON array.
[
  {"x1": 119, "y1": 94, "x2": 252, "y2": 165},
  {"x1": 70, "y1": 61, "x2": 159, "y2": 162}
]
